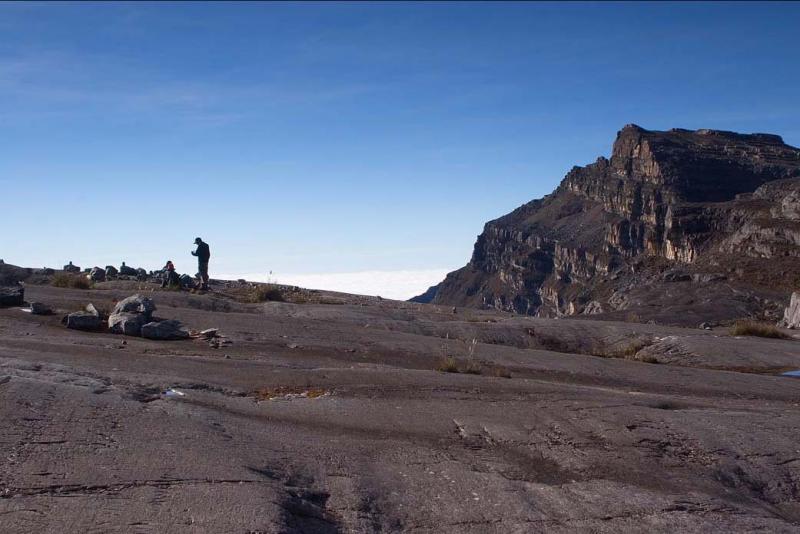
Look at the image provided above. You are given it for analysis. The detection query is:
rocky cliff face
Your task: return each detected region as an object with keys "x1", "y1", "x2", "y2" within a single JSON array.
[{"x1": 415, "y1": 125, "x2": 800, "y2": 326}]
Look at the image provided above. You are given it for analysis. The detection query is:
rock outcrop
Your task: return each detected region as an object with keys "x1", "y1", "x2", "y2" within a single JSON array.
[
  {"x1": 782, "y1": 292, "x2": 800, "y2": 329},
  {"x1": 417, "y1": 125, "x2": 800, "y2": 325},
  {"x1": 0, "y1": 286, "x2": 24, "y2": 307}
]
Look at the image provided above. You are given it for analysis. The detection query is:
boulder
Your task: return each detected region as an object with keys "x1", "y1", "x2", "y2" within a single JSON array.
[
  {"x1": 33, "y1": 268, "x2": 55, "y2": 275},
  {"x1": 141, "y1": 320, "x2": 190, "y2": 340},
  {"x1": 108, "y1": 294, "x2": 156, "y2": 336},
  {"x1": 179, "y1": 274, "x2": 195, "y2": 288},
  {"x1": 63, "y1": 262, "x2": 81, "y2": 273},
  {"x1": 89, "y1": 267, "x2": 106, "y2": 282},
  {"x1": 136, "y1": 268, "x2": 148, "y2": 281},
  {"x1": 105, "y1": 265, "x2": 119, "y2": 278},
  {"x1": 65, "y1": 311, "x2": 101, "y2": 331},
  {"x1": 30, "y1": 302, "x2": 52, "y2": 315},
  {"x1": 0, "y1": 286, "x2": 24, "y2": 307},
  {"x1": 119, "y1": 264, "x2": 137, "y2": 276},
  {"x1": 112, "y1": 294, "x2": 156, "y2": 317},
  {"x1": 85, "y1": 303, "x2": 100, "y2": 317},
  {"x1": 782, "y1": 292, "x2": 800, "y2": 329},
  {"x1": 108, "y1": 312, "x2": 147, "y2": 336}
]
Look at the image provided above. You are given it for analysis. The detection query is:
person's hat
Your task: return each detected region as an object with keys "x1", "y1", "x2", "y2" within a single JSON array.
[{"x1": 194, "y1": 237, "x2": 202, "y2": 244}]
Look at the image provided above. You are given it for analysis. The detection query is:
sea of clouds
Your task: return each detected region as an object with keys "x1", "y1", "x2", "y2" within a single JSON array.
[{"x1": 215, "y1": 269, "x2": 451, "y2": 301}]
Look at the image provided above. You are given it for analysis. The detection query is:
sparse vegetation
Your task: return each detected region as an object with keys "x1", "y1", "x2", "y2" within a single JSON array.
[
  {"x1": 462, "y1": 360, "x2": 482, "y2": 375},
  {"x1": 625, "y1": 312, "x2": 642, "y2": 323},
  {"x1": 52, "y1": 273, "x2": 93, "y2": 290},
  {"x1": 731, "y1": 320, "x2": 791, "y2": 340},
  {"x1": 490, "y1": 366, "x2": 513, "y2": 379},
  {"x1": 591, "y1": 338, "x2": 656, "y2": 361},
  {"x1": 436, "y1": 357, "x2": 460, "y2": 373},
  {"x1": 248, "y1": 284, "x2": 285, "y2": 303},
  {"x1": 253, "y1": 386, "x2": 328, "y2": 400}
]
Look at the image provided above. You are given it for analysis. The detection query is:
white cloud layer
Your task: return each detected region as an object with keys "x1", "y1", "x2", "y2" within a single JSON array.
[{"x1": 216, "y1": 269, "x2": 451, "y2": 301}]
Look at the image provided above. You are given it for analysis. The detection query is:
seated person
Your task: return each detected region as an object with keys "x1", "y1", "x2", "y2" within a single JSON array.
[{"x1": 160, "y1": 260, "x2": 181, "y2": 288}]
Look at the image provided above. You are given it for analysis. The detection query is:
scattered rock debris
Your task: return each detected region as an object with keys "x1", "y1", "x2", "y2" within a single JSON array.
[{"x1": 190, "y1": 328, "x2": 232, "y2": 348}]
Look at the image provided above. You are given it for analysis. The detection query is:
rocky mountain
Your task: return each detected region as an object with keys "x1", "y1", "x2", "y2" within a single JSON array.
[{"x1": 414, "y1": 125, "x2": 800, "y2": 326}]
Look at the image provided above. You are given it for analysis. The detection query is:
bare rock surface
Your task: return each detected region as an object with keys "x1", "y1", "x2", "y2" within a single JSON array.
[{"x1": 2, "y1": 283, "x2": 800, "y2": 532}]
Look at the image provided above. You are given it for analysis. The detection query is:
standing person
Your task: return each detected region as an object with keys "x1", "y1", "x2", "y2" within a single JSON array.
[{"x1": 191, "y1": 237, "x2": 211, "y2": 290}]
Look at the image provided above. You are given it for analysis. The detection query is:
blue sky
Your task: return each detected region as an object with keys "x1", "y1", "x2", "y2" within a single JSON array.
[{"x1": 1, "y1": 2, "x2": 799, "y2": 297}]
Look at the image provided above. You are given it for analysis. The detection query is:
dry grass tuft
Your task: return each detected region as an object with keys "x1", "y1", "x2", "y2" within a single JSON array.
[
  {"x1": 52, "y1": 273, "x2": 93, "y2": 290},
  {"x1": 249, "y1": 284, "x2": 285, "y2": 303},
  {"x1": 436, "y1": 357, "x2": 460, "y2": 373},
  {"x1": 461, "y1": 360, "x2": 483, "y2": 375},
  {"x1": 591, "y1": 339, "x2": 656, "y2": 361},
  {"x1": 253, "y1": 386, "x2": 328, "y2": 400},
  {"x1": 489, "y1": 366, "x2": 512, "y2": 379},
  {"x1": 731, "y1": 320, "x2": 791, "y2": 340}
]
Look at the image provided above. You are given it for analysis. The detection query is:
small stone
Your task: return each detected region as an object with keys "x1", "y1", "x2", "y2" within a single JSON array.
[{"x1": 30, "y1": 302, "x2": 52, "y2": 315}]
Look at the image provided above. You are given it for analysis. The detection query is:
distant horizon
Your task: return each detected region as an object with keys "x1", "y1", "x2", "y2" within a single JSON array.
[{"x1": 3, "y1": 2, "x2": 800, "y2": 298}]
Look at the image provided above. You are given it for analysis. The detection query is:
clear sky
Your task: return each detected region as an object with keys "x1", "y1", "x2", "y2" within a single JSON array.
[{"x1": 1, "y1": 2, "x2": 799, "y2": 298}]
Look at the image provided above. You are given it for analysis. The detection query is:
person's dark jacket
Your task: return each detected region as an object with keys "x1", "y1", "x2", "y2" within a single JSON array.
[{"x1": 192, "y1": 242, "x2": 210, "y2": 262}]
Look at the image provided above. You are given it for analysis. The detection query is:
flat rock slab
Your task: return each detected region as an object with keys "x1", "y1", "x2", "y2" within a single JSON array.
[
  {"x1": 64, "y1": 311, "x2": 101, "y2": 331},
  {"x1": 141, "y1": 320, "x2": 190, "y2": 340},
  {"x1": 3, "y1": 283, "x2": 800, "y2": 533}
]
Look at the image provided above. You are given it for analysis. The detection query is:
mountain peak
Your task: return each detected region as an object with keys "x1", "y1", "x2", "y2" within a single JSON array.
[{"x1": 416, "y1": 125, "x2": 800, "y2": 325}]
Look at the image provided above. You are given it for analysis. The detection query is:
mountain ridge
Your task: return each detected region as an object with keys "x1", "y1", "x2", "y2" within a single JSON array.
[{"x1": 413, "y1": 125, "x2": 800, "y2": 326}]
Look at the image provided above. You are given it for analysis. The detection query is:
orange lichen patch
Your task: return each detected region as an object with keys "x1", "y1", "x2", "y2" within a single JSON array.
[{"x1": 253, "y1": 386, "x2": 330, "y2": 401}]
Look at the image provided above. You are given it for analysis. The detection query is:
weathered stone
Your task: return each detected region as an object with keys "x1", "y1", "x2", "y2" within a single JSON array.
[
  {"x1": 141, "y1": 320, "x2": 190, "y2": 340},
  {"x1": 63, "y1": 262, "x2": 81, "y2": 273},
  {"x1": 782, "y1": 292, "x2": 800, "y2": 329},
  {"x1": 89, "y1": 267, "x2": 106, "y2": 282},
  {"x1": 111, "y1": 294, "x2": 156, "y2": 318},
  {"x1": 105, "y1": 265, "x2": 119, "y2": 278},
  {"x1": 107, "y1": 294, "x2": 156, "y2": 336},
  {"x1": 30, "y1": 302, "x2": 52, "y2": 315},
  {"x1": 119, "y1": 263, "x2": 137, "y2": 276},
  {"x1": 85, "y1": 303, "x2": 100, "y2": 317},
  {"x1": 108, "y1": 312, "x2": 146, "y2": 336},
  {"x1": 66, "y1": 311, "x2": 101, "y2": 331},
  {"x1": 0, "y1": 286, "x2": 24, "y2": 307}
]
